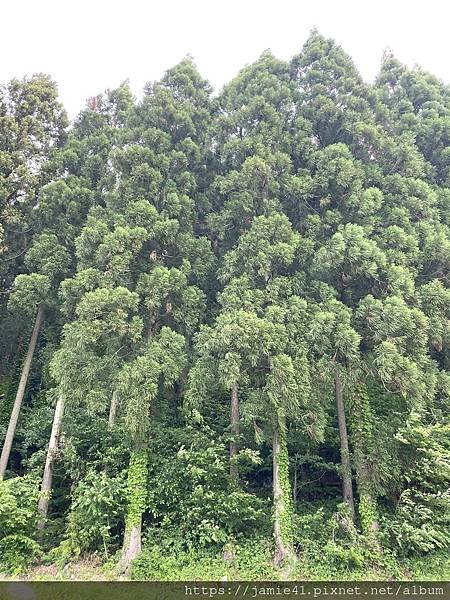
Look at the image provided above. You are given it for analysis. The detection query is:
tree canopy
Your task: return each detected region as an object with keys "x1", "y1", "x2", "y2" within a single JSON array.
[{"x1": 0, "y1": 31, "x2": 448, "y2": 580}]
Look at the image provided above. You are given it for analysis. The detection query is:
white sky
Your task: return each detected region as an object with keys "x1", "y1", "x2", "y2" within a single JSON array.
[{"x1": 2, "y1": 0, "x2": 449, "y2": 119}]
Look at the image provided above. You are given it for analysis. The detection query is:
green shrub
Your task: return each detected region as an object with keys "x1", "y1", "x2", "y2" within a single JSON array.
[
  {"x1": 131, "y1": 546, "x2": 225, "y2": 580},
  {"x1": 322, "y1": 540, "x2": 365, "y2": 570},
  {"x1": 227, "y1": 539, "x2": 277, "y2": 580},
  {"x1": 403, "y1": 550, "x2": 450, "y2": 580},
  {"x1": 0, "y1": 475, "x2": 39, "y2": 535},
  {"x1": 293, "y1": 503, "x2": 376, "y2": 576},
  {"x1": 0, "y1": 475, "x2": 41, "y2": 573},
  {"x1": 56, "y1": 470, "x2": 126, "y2": 560},
  {"x1": 293, "y1": 505, "x2": 333, "y2": 551},
  {"x1": 146, "y1": 430, "x2": 268, "y2": 549},
  {"x1": 385, "y1": 489, "x2": 450, "y2": 555},
  {"x1": 131, "y1": 539, "x2": 277, "y2": 581},
  {"x1": 385, "y1": 421, "x2": 450, "y2": 557},
  {"x1": 0, "y1": 535, "x2": 42, "y2": 574}
]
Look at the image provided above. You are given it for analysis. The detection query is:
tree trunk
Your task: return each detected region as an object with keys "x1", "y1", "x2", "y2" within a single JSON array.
[
  {"x1": 118, "y1": 449, "x2": 148, "y2": 574},
  {"x1": 37, "y1": 394, "x2": 65, "y2": 528},
  {"x1": 108, "y1": 390, "x2": 119, "y2": 430},
  {"x1": 358, "y1": 489, "x2": 381, "y2": 543},
  {"x1": 272, "y1": 422, "x2": 293, "y2": 566},
  {"x1": 120, "y1": 521, "x2": 142, "y2": 575},
  {"x1": 147, "y1": 313, "x2": 157, "y2": 340},
  {"x1": 335, "y1": 371, "x2": 355, "y2": 522},
  {"x1": 0, "y1": 303, "x2": 45, "y2": 480},
  {"x1": 293, "y1": 455, "x2": 298, "y2": 505},
  {"x1": 351, "y1": 384, "x2": 381, "y2": 547},
  {"x1": 230, "y1": 381, "x2": 240, "y2": 481}
]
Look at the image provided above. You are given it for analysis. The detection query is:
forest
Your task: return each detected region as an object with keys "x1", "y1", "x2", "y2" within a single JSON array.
[{"x1": 0, "y1": 31, "x2": 449, "y2": 580}]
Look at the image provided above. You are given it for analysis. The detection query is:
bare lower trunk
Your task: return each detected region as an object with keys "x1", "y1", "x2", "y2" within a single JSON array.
[
  {"x1": 147, "y1": 313, "x2": 157, "y2": 340},
  {"x1": 230, "y1": 381, "x2": 240, "y2": 481},
  {"x1": 335, "y1": 371, "x2": 355, "y2": 522},
  {"x1": 38, "y1": 395, "x2": 65, "y2": 528},
  {"x1": 272, "y1": 424, "x2": 292, "y2": 566},
  {"x1": 108, "y1": 390, "x2": 119, "y2": 430},
  {"x1": 293, "y1": 455, "x2": 298, "y2": 505},
  {"x1": 0, "y1": 303, "x2": 45, "y2": 480},
  {"x1": 119, "y1": 522, "x2": 142, "y2": 575}
]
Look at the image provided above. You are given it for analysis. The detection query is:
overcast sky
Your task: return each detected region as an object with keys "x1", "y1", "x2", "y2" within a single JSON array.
[{"x1": 2, "y1": 1, "x2": 449, "y2": 119}]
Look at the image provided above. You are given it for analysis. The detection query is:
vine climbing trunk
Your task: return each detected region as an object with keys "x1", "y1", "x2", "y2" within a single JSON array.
[
  {"x1": 352, "y1": 384, "x2": 381, "y2": 547},
  {"x1": 119, "y1": 448, "x2": 148, "y2": 574},
  {"x1": 37, "y1": 394, "x2": 65, "y2": 528},
  {"x1": 272, "y1": 419, "x2": 294, "y2": 566},
  {"x1": 0, "y1": 302, "x2": 45, "y2": 480},
  {"x1": 335, "y1": 371, "x2": 355, "y2": 522},
  {"x1": 358, "y1": 486, "x2": 381, "y2": 546},
  {"x1": 230, "y1": 381, "x2": 240, "y2": 481}
]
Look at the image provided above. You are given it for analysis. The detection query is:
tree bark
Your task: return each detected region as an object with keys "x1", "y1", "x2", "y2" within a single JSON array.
[
  {"x1": 108, "y1": 390, "x2": 119, "y2": 430},
  {"x1": 37, "y1": 394, "x2": 65, "y2": 528},
  {"x1": 0, "y1": 303, "x2": 45, "y2": 480},
  {"x1": 230, "y1": 381, "x2": 240, "y2": 481},
  {"x1": 147, "y1": 313, "x2": 157, "y2": 341},
  {"x1": 119, "y1": 521, "x2": 142, "y2": 575},
  {"x1": 335, "y1": 371, "x2": 355, "y2": 522},
  {"x1": 293, "y1": 455, "x2": 298, "y2": 505},
  {"x1": 272, "y1": 423, "x2": 292, "y2": 566}
]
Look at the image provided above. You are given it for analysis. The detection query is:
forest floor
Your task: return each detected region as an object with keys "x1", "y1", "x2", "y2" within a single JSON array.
[
  {"x1": 0, "y1": 556, "x2": 120, "y2": 581},
  {"x1": 1, "y1": 551, "x2": 449, "y2": 582}
]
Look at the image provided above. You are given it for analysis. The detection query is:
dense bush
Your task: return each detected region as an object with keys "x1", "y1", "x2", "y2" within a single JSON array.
[
  {"x1": 56, "y1": 470, "x2": 126, "y2": 560},
  {"x1": 145, "y1": 428, "x2": 268, "y2": 549},
  {"x1": 0, "y1": 476, "x2": 41, "y2": 573},
  {"x1": 131, "y1": 539, "x2": 276, "y2": 580}
]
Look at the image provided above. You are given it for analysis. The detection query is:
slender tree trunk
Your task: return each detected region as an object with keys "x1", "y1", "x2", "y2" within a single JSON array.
[
  {"x1": 147, "y1": 314, "x2": 157, "y2": 341},
  {"x1": 335, "y1": 371, "x2": 355, "y2": 522},
  {"x1": 120, "y1": 521, "x2": 142, "y2": 575},
  {"x1": 0, "y1": 303, "x2": 45, "y2": 480},
  {"x1": 37, "y1": 394, "x2": 65, "y2": 528},
  {"x1": 293, "y1": 455, "x2": 298, "y2": 505},
  {"x1": 108, "y1": 390, "x2": 119, "y2": 430},
  {"x1": 119, "y1": 448, "x2": 148, "y2": 574},
  {"x1": 230, "y1": 381, "x2": 240, "y2": 481},
  {"x1": 272, "y1": 421, "x2": 293, "y2": 566}
]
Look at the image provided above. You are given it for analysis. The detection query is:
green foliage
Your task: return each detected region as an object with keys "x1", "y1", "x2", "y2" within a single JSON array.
[
  {"x1": 145, "y1": 429, "x2": 267, "y2": 549},
  {"x1": 126, "y1": 451, "x2": 148, "y2": 529},
  {"x1": 8, "y1": 273, "x2": 50, "y2": 316},
  {"x1": 0, "y1": 73, "x2": 67, "y2": 263},
  {"x1": 0, "y1": 475, "x2": 41, "y2": 572},
  {"x1": 24, "y1": 232, "x2": 71, "y2": 282},
  {"x1": 0, "y1": 31, "x2": 449, "y2": 581},
  {"x1": 220, "y1": 213, "x2": 300, "y2": 284},
  {"x1": 131, "y1": 545, "x2": 225, "y2": 580},
  {"x1": 293, "y1": 503, "x2": 377, "y2": 575},
  {"x1": 384, "y1": 419, "x2": 450, "y2": 556},
  {"x1": 0, "y1": 535, "x2": 42, "y2": 574},
  {"x1": 275, "y1": 428, "x2": 294, "y2": 548},
  {"x1": 58, "y1": 471, "x2": 126, "y2": 559},
  {"x1": 131, "y1": 538, "x2": 276, "y2": 581}
]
